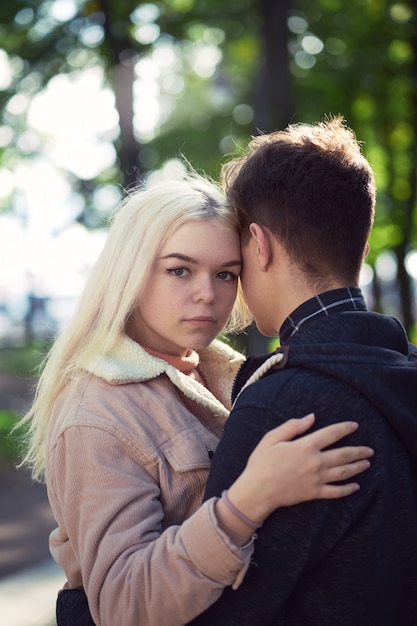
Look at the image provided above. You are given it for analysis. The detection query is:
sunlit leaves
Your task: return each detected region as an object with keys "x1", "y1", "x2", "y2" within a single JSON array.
[
  {"x1": 351, "y1": 94, "x2": 376, "y2": 121},
  {"x1": 369, "y1": 223, "x2": 404, "y2": 252},
  {"x1": 390, "y1": 122, "x2": 414, "y2": 150},
  {"x1": 14, "y1": 7, "x2": 35, "y2": 26},
  {"x1": 388, "y1": 40, "x2": 413, "y2": 63},
  {"x1": 164, "y1": 0, "x2": 195, "y2": 12},
  {"x1": 131, "y1": 5, "x2": 161, "y2": 45},
  {"x1": 389, "y1": 3, "x2": 414, "y2": 23}
]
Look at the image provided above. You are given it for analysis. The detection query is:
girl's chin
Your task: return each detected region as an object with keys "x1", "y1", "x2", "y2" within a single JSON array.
[{"x1": 188, "y1": 334, "x2": 220, "y2": 351}]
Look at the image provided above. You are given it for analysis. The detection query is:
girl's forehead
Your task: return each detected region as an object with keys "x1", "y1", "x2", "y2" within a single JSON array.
[
  {"x1": 162, "y1": 219, "x2": 231, "y2": 241},
  {"x1": 157, "y1": 220, "x2": 241, "y2": 261}
]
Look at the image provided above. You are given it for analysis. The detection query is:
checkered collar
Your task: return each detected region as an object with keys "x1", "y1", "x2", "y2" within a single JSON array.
[{"x1": 279, "y1": 287, "x2": 367, "y2": 344}]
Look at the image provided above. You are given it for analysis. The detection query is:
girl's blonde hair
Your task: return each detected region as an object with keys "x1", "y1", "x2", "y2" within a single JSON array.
[{"x1": 19, "y1": 171, "x2": 252, "y2": 481}]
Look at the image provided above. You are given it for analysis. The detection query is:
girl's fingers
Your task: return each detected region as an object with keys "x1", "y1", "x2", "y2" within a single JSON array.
[
  {"x1": 265, "y1": 413, "x2": 316, "y2": 442},
  {"x1": 325, "y1": 458, "x2": 372, "y2": 483},
  {"x1": 302, "y1": 420, "x2": 360, "y2": 450},
  {"x1": 316, "y1": 482, "x2": 361, "y2": 499},
  {"x1": 240, "y1": 418, "x2": 374, "y2": 514},
  {"x1": 322, "y1": 446, "x2": 374, "y2": 468},
  {"x1": 266, "y1": 419, "x2": 362, "y2": 450}
]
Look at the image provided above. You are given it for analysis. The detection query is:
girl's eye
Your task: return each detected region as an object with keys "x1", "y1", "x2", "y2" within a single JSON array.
[
  {"x1": 218, "y1": 271, "x2": 237, "y2": 281},
  {"x1": 168, "y1": 267, "x2": 189, "y2": 277}
]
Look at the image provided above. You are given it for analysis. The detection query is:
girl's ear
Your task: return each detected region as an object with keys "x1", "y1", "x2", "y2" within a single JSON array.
[{"x1": 248, "y1": 223, "x2": 272, "y2": 271}]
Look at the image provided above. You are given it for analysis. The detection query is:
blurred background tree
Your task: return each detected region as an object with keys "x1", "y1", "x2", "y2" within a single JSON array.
[{"x1": 0, "y1": 0, "x2": 415, "y2": 352}]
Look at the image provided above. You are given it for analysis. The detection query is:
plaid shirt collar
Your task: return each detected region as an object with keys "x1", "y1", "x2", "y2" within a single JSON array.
[{"x1": 279, "y1": 287, "x2": 367, "y2": 344}]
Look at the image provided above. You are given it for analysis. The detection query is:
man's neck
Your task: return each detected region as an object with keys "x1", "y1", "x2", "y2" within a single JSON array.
[
  {"x1": 274, "y1": 277, "x2": 349, "y2": 334},
  {"x1": 278, "y1": 287, "x2": 366, "y2": 344},
  {"x1": 263, "y1": 235, "x2": 353, "y2": 335}
]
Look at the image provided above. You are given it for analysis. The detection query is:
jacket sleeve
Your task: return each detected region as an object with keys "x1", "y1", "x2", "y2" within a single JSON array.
[{"x1": 47, "y1": 424, "x2": 253, "y2": 626}]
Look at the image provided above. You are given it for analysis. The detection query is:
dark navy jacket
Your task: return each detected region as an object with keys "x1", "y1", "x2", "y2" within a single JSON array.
[{"x1": 189, "y1": 311, "x2": 417, "y2": 626}]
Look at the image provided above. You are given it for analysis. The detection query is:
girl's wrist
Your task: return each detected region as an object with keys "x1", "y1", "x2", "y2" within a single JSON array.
[
  {"x1": 227, "y1": 473, "x2": 275, "y2": 524},
  {"x1": 214, "y1": 496, "x2": 259, "y2": 548},
  {"x1": 221, "y1": 490, "x2": 263, "y2": 529}
]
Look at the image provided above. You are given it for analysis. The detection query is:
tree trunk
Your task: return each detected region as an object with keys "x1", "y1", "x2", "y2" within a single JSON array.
[
  {"x1": 254, "y1": 0, "x2": 294, "y2": 133},
  {"x1": 246, "y1": 0, "x2": 294, "y2": 355},
  {"x1": 394, "y1": 19, "x2": 417, "y2": 335},
  {"x1": 112, "y1": 60, "x2": 140, "y2": 188},
  {"x1": 96, "y1": 0, "x2": 142, "y2": 188}
]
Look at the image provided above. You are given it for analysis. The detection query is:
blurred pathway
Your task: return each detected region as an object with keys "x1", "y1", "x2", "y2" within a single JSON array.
[
  {"x1": 0, "y1": 375, "x2": 65, "y2": 625},
  {"x1": 0, "y1": 466, "x2": 65, "y2": 625},
  {"x1": 0, "y1": 467, "x2": 56, "y2": 578}
]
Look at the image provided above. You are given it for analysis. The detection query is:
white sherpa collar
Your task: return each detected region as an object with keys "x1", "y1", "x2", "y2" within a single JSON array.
[{"x1": 84, "y1": 336, "x2": 244, "y2": 418}]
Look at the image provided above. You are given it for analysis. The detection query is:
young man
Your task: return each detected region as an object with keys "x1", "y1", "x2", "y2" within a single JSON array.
[{"x1": 190, "y1": 117, "x2": 417, "y2": 625}]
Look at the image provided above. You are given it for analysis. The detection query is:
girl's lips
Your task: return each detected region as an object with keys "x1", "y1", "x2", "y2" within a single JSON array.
[
  {"x1": 184, "y1": 317, "x2": 216, "y2": 325},
  {"x1": 189, "y1": 316, "x2": 216, "y2": 321}
]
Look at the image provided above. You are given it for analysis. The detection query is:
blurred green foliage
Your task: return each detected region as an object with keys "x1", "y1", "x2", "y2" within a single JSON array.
[
  {"x1": 0, "y1": 341, "x2": 49, "y2": 376},
  {"x1": 0, "y1": 341, "x2": 45, "y2": 466},
  {"x1": 0, "y1": 409, "x2": 20, "y2": 462},
  {"x1": 0, "y1": 0, "x2": 415, "y2": 332}
]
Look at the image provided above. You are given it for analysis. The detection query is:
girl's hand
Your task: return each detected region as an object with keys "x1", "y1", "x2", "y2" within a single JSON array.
[{"x1": 227, "y1": 414, "x2": 373, "y2": 528}]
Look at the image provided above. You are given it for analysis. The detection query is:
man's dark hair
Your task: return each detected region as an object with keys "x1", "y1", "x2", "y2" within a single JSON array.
[{"x1": 222, "y1": 117, "x2": 376, "y2": 286}]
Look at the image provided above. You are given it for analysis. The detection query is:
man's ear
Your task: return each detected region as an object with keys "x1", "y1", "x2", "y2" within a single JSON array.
[
  {"x1": 364, "y1": 242, "x2": 370, "y2": 258},
  {"x1": 248, "y1": 223, "x2": 272, "y2": 271}
]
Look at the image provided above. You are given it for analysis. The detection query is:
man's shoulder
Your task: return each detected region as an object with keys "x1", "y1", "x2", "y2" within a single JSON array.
[{"x1": 232, "y1": 347, "x2": 300, "y2": 404}]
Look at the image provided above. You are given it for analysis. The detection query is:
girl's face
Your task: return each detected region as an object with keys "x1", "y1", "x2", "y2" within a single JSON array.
[{"x1": 129, "y1": 219, "x2": 241, "y2": 356}]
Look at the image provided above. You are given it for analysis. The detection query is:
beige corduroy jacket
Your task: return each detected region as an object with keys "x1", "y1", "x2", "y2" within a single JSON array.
[{"x1": 46, "y1": 336, "x2": 252, "y2": 626}]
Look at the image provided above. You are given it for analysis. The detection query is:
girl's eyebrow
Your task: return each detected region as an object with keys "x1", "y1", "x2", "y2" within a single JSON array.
[
  {"x1": 159, "y1": 253, "x2": 197, "y2": 263},
  {"x1": 159, "y1": 253, "x2": 241, "y2": 267}
]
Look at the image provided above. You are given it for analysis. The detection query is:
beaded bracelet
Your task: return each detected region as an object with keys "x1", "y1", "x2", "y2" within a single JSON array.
[{"x1": 221, "y1": 490, "x2": 263, "y2": 530}]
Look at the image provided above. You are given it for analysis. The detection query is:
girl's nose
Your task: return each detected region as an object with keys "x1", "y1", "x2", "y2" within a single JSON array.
[{"x1": 193, "y1": 277, "x2": 215, "y2": 303}]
